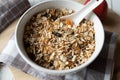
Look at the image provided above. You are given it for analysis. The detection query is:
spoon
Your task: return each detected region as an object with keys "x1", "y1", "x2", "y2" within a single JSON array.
[{"x1": 60, "y1": 0, "x2": 104, "y2": 26}]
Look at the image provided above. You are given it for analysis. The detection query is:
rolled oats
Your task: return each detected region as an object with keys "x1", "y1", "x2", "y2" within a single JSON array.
[{"x1": 23, "y1": 8, "x2": 95, "y2": 70}]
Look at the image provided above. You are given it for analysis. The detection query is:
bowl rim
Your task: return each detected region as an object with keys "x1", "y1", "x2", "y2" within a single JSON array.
[{"x1": 15, "y1": 0, "x2": 105, "y2": 75}]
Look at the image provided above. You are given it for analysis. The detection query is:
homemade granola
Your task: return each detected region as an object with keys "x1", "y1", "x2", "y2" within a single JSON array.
[{"x1": 23, "y1": 8, "x2": 95, "y2": 70}]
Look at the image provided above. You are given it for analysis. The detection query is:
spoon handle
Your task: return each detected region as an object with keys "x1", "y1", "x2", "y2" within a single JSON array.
[{"x1": 74, "y1": 0, "x2": 104, "y2": 25}]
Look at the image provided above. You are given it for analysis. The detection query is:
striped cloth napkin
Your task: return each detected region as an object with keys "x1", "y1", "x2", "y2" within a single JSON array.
[
  {"x1": 0, "y1": 0, "x2": 30, "y2": 33},
  {"x1": 0, "y1": 31, "x2": 117, "y2": 80}
]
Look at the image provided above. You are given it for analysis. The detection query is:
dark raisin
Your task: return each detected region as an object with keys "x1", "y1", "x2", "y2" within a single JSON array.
[
  {"x1": 28, "y1": 53, "x2": 36, "y2": 61},
  {"x1": 82, "y1": 19, "x2": 86, "y2": 23},
  {"x1": 52, "y1": 31, "x2": 62, "y2": 37},
  {"x1": 50, "y1": 62, "x2": 53, "y2": 67},
  {"x1": 67, "y1": 47, "x2": 71, "y2": 51},
  {"x1": 51, "y1": 15, "x2": 57, "y2": 21},
  {"x1": 24, "y1": 42, "x2": 30, "y2": 47},
  {"x1": 76, "y1": 61, "x2": 79, "y2": 64},
  {"x1": 71, "y1": 31, "x2": 74, "y2": 35}
]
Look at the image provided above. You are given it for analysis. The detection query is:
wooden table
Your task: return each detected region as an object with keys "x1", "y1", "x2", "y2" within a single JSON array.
[{"x1": 0, "y1": 3, "x2": 120, "y2": 80}]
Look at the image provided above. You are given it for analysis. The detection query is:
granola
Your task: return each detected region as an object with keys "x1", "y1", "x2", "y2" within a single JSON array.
[{"x1": 23, "y1": 8, "x2": 95, "y2": 70}]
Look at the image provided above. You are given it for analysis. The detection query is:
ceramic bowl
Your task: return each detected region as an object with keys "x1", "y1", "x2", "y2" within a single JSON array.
[{"x1": 15, "y1": 0, "x2": 104, "y2": 75}]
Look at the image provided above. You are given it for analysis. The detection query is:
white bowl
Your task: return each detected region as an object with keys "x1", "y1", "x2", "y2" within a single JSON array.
[{"x1": 15, "y1": 0, "x2": 104, "y2": 75}]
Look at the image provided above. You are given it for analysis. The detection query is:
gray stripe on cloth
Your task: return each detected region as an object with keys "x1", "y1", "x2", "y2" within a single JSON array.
[
  {"x1": 26, "y1": 67, "x2": 47, "y2": 79},
  {"x1": 104, "y1": 33, "x2": 118, "y2": 80},
  {"x1": 0, "y1": 54, "x2": 11, "y2": 64},
  {"x1": 108, "y1": 33, "x2": 118, "y2": 59},
  {"x1": 44, "y1": 75, "x2": 65, "y2": 80},
  {"x1": 65, "y1": 68, "x2": 87, "y2": 80},
  {"x1": 22, "y1": 62, "x2": 31, "y2": 72},
  {"x1": 11, "y1": 54, "x2": 29, "y2": 70},
  {"x1": 0, "y1": 0, "x2": 30, "y2": 33},
  {"x1": 85, "y1": 69, "x2": 104, "y2": 80},
  {"x1": 104, "y1": 60, "x2": 114, "y2": 80}
]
